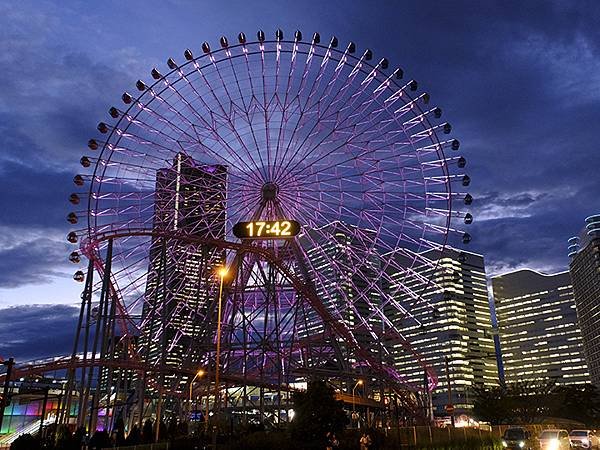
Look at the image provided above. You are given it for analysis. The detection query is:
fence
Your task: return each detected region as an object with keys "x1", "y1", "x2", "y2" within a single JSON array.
[
  {"x1": 383, "y1": 426, "x2": 494, "y2": 446},
  {"x1": 101, "y1": 444, "x2": 171, "y2": 450}
]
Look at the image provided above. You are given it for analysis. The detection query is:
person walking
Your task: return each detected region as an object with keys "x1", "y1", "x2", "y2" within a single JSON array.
[
  {"x1": 359, "y1": 431, "x2": 372, "y2": 450},
  {"x1": 326, "y1": 431, "x2": 339, "y2": 450}
]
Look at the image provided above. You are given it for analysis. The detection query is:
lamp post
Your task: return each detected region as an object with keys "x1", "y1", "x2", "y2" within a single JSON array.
[
  {"x1": 214, "y1": 267, "x2": 228, "y2": 414},
  {"x1": 352, "y1": 379, "x2": 363, "y2": 428},
  {"x1": 189, "y1": 369, "x2": 205, "y2": 418}
]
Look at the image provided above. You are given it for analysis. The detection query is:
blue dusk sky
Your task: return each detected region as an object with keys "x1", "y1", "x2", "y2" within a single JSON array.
[{"x1": 0, "y1": 0, "x2": 599, "y2": 361}]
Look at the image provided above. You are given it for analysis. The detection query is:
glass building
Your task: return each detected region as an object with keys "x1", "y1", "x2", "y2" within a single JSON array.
[
  {"x1": 387, "y1": 248, "x2": 497, "y2": 416},
  {"x1": 492, "y1": 269, "x2": 590, "y2": 385},
  {"x1": 568, "y1": 214, "x2": 600, "y2": 386}
]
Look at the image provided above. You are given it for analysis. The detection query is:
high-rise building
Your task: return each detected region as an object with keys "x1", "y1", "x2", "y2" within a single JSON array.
[
  {"x1": 492, "y1": 269, "x2": 590, "y2": 385},
  {"x1": 141, "y1": 153, "x2": 227, "y2": 391},
  {"x1": 568, "y1": 214, "x2": 600, "y2": 385},
  {"x1": 298, "y1": 221, "x2": 384, "y2": 365},
  {"x1": 387, "y1": 249, "x2": 497, "y2": 416}
]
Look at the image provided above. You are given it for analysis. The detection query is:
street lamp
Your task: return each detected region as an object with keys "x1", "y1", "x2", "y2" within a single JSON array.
[
  {"x1": 444, "y1": 356, "x2": 455, "y2": 427},
  {"x1": 352, "y1": 379, "x2": 363, "y2": 427},
  {"x1": 214, "y1": 267, "x2": 228, "y2": 414},
  {"x1": 189, "y1": 369, "x2": 205, "y2": 415}
]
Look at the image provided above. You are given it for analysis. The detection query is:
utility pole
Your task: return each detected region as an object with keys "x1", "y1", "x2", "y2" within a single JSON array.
[{"x1": 0, "y1": 358, "x2": 14, "y2": 434}]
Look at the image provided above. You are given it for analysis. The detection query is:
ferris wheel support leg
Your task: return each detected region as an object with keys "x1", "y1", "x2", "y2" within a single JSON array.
[
  {"x1": 83, "y1": 239, "x2": 114, "y2": 433},
  {"x1": 240, "y1": 270, "x2": 249, "y2": 427},
  {"x1": 268, "y1": 261, "x2": 284, "y2": 425},
  {"x1": 155, "y1": 237, "x2": 169, "y2": 442},
  {"x1": 76, "y1": 264, "x2": 94, "y2": 429},
  {"x1": 155, "y1": 392, "x2": 163, "y2": 442},
  {"x1": 94, "y1": 238, "x2": 115, "y2": 432},
  {"x1": 62, "y1": 258, "x2": 93, "y2": 426},
  {"x1": 102, "y1": 253, "x2": 120, "y2": 432},
  {"x1": 136, "y1": 373, "x2": 145, "y2": 430}
]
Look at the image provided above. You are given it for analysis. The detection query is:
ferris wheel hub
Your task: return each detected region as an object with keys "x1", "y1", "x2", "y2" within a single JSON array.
[{"x1": 261, "y1": 182, "x2": 279, "y2": 201}]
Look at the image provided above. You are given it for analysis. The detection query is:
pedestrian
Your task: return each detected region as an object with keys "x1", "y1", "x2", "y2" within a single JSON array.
[
  {"x1": 326, "y1": 431, "x2": 339, "y2": 450},
  {"x1": 359, "y1": 431, "x2": 372, "y2": 450}
]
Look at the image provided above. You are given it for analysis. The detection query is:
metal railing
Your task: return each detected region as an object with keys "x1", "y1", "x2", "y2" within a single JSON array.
[{"x1": 102, "y1": 443, "x2": 171, "y2": 450}]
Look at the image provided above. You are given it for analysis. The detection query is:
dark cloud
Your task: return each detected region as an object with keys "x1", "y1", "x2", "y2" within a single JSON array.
[
  {"x1": 0, "y1": 235, "x2": 71, "y2": 288},
  {"x1": 0, "y1": 161, "x2": 73, "y2": 229},
  {"x1": 469, "y1": 200, "x2": 585, "y2": 275},
  {"x1": 0, "y1": 304, "x2": 79, "y2": 361}
]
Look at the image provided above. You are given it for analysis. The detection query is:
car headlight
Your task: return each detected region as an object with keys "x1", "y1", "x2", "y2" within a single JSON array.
[
  {"x1": 582, "y1": 438, "x2": 590, "y2": 445},
  {"x1": 519, "y1": 441, "x2": 525, "y2": 448},
  {"x1": 502, "y1": 440, "x2": 507, "y2": 447},
  {"x1": 549, "y1": 439, "x2": 559, "y2": 450}
]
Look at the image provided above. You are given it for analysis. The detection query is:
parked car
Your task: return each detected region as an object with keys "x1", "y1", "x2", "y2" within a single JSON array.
[
  {"x1": 539, "y1": 429, "x2": 571, "y2": 450},
  {"x1": 570, "y1": 430, "x2": 600, "y2": 449},
  {"x1": 501, "y1": 427, "x2": 535, "y2": 449}
]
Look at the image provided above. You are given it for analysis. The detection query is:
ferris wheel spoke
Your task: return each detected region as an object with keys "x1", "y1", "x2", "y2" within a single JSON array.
[
  {"x1": 270, "y1": 38, "x2": 339, "y2": 182},
  {"x1": 274, "y1": 102, "x2": 410, "y2": 188},
  {"x1": 272, "y1": 43, "x2": 359, "y2": 182},
  {"x1": 278, "y1": 78, "x2": 440, "y2": 188},
  {"x1": 238, "y1": 41, "x2": 272, "y2": 181},
  {"x1": 278, "y1": 139, "x2": 411, "y2": 188},
  {"x1": 258, "y1": 41, "x2": 274, "y2": 181},
  {"x1": 126, "y1": 92, "x2": 200, "y2": 144},
  {"x1": 158, "y1": 62, "x2": 265, "y2": 183},
  {"x1": 288, "y1": 48, "x2": 385, "y2": 158},
  {"x1": 224, "y1": 48, "x2": 268, "y2": 186},
  {"x1": 203, "y1": 51, "x2": 271, "y2": 181},
  {"x1": 311, "y1": 56, "x2": 389, "y2": 139},
  {"x1": 266, "y1": 38, "x2": 324, "y2": 176},
  {"x1": 271, "y1": 57, "x2": 295, "y2": 183}
]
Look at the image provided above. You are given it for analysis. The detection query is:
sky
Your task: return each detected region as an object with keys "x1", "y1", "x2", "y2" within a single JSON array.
[{"x1": 0, "y1": 0, "x2": 599, "y2": 361}]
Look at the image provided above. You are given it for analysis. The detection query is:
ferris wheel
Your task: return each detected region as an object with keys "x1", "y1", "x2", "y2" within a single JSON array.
[{"x1": 65, "y1": 30, "x2": 471, "y2": 425}]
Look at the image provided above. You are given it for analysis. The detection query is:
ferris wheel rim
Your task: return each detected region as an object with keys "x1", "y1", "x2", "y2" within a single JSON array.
[{"x1": 66, "y1": 31, "x2": 473, "y2": 397}]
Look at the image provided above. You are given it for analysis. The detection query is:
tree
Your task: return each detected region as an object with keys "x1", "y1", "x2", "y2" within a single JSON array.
[
  {"x1": 10, "y1": 434, "x2": 39, "y2": 450},
  {"x1": 113, "y1": 415, "x2": 126, "y2": 445},
  {"x1": 289, "y1": 379, "x2": 349, "y2": 450},
  {"x1": 167, "y1": 417, "x2": 178, "y2": 440},
  {"x1": 473, "y1": 381, "x2": 597, "y2": 425},
  {"x1": 88, "y1": 430, "x2": 111, "y2": 450},
  {"x1": 142, "y1": 418, "x2": 154, "y2": 443},
  {"x1": 552, "y1": 384, "x2": 600, "y2": 426},
  {"x1": 472, "y1": 384, "x2": 511, "y2": 424},
  {"x1": 158, "y1": 420, "x2": 168, "y2": 442},
  {"x1": 73, "y1": 426, "x2": 87, "y2": 450},
  {"x1": 55, "y1": 424, "x2": 75, "y2": 450},
  {"x1": 126, "y1": 424, "x2": 141, "y2": 445}
]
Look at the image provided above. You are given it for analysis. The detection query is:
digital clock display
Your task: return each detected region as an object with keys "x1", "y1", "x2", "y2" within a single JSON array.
[{"x1": 233, "y1": 220, "x2": 301, "y2": 239}]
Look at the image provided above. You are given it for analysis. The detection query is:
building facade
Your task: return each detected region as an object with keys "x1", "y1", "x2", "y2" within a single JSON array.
[
  {"x1": 568, "y1": 214, "x2": 600, "y2": 385},
  {"x1": 492, "y1": 269, "x2": 590, "y2": 385},
  {"x1": 387, "y1": 249, "x2": 498, "y2": 416},
  {"x1": 298, "y1": 221, "x2": 384, "y2": 367},
  {"x1": 141, "y1": 153, "x2": 227, "y2": 391}
]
